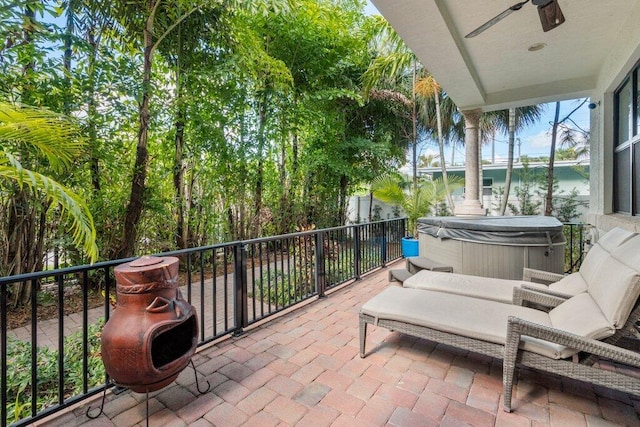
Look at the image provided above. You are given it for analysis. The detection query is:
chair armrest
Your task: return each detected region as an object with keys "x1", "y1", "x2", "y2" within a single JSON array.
[
  {"x1": 506, "y1": 316, "x2": 640, "y2": 368},
  {"x1": 512, "y1": 286, "x2": 569, "y2": 308},
  {"x1": 522, "y1": 267, "x2": 564, "y2": 284},
  {"x1": 502, "y1": 316, "x2": 640, "y2": 412}
]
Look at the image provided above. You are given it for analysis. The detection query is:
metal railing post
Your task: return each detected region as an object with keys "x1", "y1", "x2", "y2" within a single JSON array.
[
  {"x1": 315, "y1": 231, "x2": 326, "y2": 297},
  {"x1": 233, "y1": 243, "x2": 248, "y2": 334},
  {"x1": 1, "y1": 284, "x2": 7, "y2": 427},
  {"x1": 380, "y1": 221, "x2": 387, "y2": 267},
  {"x1": 354, "y1": 226, "x2": 361, "y2": 279}
]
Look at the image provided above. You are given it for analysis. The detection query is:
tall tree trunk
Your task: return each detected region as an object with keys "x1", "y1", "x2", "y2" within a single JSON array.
[
  {"x1": 369, "y1": 191, "x2": 374, "y2": 222},
  {"x1": 338, "y1": 174, "x2": 348, "y2": 225},
  {"x1": 7, "y1": 4, "x2": 38, "y2": 304},
  {"x1": 278, "y1": 133, "x2": 288, "y2": 235},
  {"x1": 411, "y1": 61, "x2": 418, "y2": 194},
  {"x1": 117, "y1": 9, "x2": 154, "y2": 258},
  {"x1": 173, "y1": 41, "x2": 188, "y2": 249},
  {"x1": 253, "y1": 96, "x2": 267, "y2": 238},
  {"x1": 478, "y1": 129, "x2": 483, "y2": 203},
  {"x1": 500, "y1": 108, "x2": 516, "y2": 215},
  {"x1": 63, "y1": 3, "x2": 75, "y2": 114},
  {"x1": 545, "y1": 102, "x2": 561, "y2": 216},
  {"x1": 87, "y1": 27, "x2": 101, "y2": 193},
  {"x1": 435, "y1": 91, "x2": 454, "y2": 210},
  {"x1": 450, "y1": 139, "x2": 455, "y2": 166},
  {"x1": 174, "y1": 113, "x2": 186, "y2": 248}
]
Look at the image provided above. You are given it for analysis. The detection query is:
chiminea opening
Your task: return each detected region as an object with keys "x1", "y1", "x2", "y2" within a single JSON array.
[{"x1": 151, "y1": 314, "x2": 197, "y2": 369}]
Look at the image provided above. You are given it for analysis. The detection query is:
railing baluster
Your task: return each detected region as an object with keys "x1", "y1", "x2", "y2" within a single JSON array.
[
  {"x1": 57, "y1": 274, "x2": 64, "y2": 405},
  {"x1": 187, "y1": 253, "x2": 192, "y2": 303},
  {"x1": 315, "y1": 231, "x2": 326, "y2": 297},
  {"x1": 30, "y1": 279, "x2": 38, "y2": 418},
  {"x1": 82, "y1": 271, "x2": 89, "y2": 394},
  {"x1": 212, "y1": 248, "x2": 218, "y2": 338},
  {"x1": 354, "y1": 226, "x2": 361, "y2": 279},
  {"x1": 223, "y1": 247, "x2": 229, "y2": 331},
  {"x1": 1, "y1": 283, "x2": 6, "y2": 427},
  {"x1": 233, "y1": 243, "x2": 247, "y2": 334},
  {"x1": 200, "y1": 252, "x2": 206, "y2": 342}
]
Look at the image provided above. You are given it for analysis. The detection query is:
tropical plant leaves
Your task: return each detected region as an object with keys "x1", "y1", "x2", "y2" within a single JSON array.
[{"x1": 0, "y1": 153, "x2": 98, "y2": 263}]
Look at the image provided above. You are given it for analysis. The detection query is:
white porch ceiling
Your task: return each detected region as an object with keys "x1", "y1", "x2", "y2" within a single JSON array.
[{"x1": 370, "y1": 0, "x2": 640, "y2": 111}]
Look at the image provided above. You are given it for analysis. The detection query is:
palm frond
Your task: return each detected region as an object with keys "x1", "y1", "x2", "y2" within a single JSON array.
[
  {"x1": 0, "y1": 102, "x2": 85, "y2": 172},
  {"x1": 0, "y1": 153, "x2": 98, "y2": 263}
]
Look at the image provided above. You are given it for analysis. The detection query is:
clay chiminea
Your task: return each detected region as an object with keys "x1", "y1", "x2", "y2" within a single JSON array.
[{"x1": 101, "y1": 256, "x2": 198, "y2": 392}]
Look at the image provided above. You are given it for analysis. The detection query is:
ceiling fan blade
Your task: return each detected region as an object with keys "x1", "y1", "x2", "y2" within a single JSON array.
[
  {"x1": 537, "y1": 0, "x2": 565, "y2": 32},
  {"x1": 465, "y1": 0, "x2": 530, "y2": 38}
]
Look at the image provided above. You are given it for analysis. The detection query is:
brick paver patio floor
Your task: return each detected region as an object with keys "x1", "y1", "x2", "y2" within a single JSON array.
[{"x1": 38, "y1": 262, "x2": 640, "y2": 426}]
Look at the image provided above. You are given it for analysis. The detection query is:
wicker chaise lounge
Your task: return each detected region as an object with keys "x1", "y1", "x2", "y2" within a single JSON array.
[
  {"x1": 360, "y1": 233, "x2": 640, "y2": 412},
  {"x1": 402, "y1": 227, "x2": 637, "y2": 304}
]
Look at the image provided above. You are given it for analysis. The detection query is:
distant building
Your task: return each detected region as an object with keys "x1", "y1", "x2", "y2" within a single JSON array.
[{"x1": 423, "y1": 160, "x2": 590, "y2": 221}]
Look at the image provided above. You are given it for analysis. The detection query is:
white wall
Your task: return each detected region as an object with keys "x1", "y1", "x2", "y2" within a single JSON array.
[
  {"x1": 587, "y1": 2, "x2": 640, "y2": 233},
  {"x1": 346, "y1": 195, "x2": 401, "y2": 224}
]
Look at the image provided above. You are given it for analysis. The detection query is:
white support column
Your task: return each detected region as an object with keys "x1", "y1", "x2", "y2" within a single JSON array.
[{"x1": 455, "y1": 108, "x2": 487, "y2": 217}]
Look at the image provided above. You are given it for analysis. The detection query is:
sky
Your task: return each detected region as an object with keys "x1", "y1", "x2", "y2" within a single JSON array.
[{"x1": 363, "y1": 1, "x2": 591, "y2": 166}]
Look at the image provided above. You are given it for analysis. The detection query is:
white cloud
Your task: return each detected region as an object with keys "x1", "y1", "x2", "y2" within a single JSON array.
[
  {"x1": 527, "y1": 130, "x2": 552, "y2": 148},
  {"x1": 526, "y1": 124, "x2": 588, "y2": 151}
]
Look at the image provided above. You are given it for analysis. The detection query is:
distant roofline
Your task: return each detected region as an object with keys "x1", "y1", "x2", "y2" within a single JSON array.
[{"x1": 419, "y1": 159, "x2": 589, "y2": 174}]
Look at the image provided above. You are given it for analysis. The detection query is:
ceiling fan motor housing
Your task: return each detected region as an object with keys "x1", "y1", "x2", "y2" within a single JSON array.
[{"x1": 537, "y1": 0, "x2": 565, "y2": 32}]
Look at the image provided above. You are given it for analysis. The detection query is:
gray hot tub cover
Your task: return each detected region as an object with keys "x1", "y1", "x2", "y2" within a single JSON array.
[{"x1": 417, "y1": 216, "x2": 566, "y2": 246}]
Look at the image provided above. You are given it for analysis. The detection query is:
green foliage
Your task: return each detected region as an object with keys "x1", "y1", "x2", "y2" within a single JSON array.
[
  {"x1": 0, "y1": 102, "x2": 99, "y2": 266},
  {"x1": 505, "y1": 159, "x2": 588, "y2": 221},
  {"x1": 4, "y1": 319, "x2": 105, "y2": 423},
  {"x1": 0, "y1": 0, "x2": 426, "y2": 273},
  {"x1": 563, "y1": 224, "x2": 586, "y2": 273},
  {"x1": 508, "y1": 161, "x2": 543, "y2": 216},
  {"x1": 372, "y1": 174, "x2": 462, "y2": 237}
]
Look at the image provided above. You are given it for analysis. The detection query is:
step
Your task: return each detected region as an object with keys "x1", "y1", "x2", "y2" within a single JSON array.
[{"x1": 388, "y1": 268, "x2": 413, "y2": 284}]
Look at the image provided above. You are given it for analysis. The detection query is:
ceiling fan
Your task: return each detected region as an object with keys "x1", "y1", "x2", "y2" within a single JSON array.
[{"x1": 465, "y1": 0, "x2": 565, "y2": 38}]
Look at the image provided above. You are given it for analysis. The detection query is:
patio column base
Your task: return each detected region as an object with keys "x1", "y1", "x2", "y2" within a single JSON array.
[{"x1": 454, "y1": 200, "x2": 486, "y2": 217}]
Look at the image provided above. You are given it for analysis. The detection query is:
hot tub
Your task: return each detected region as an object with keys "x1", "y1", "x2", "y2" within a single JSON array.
[{"x1": 417, "y1": 216, "x2": 566, "y2": 280}]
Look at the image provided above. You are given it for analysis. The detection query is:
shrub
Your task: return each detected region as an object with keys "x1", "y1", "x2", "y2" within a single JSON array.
[{"x1": 4, "y1": 319, "x2": 105, "y2": 423}]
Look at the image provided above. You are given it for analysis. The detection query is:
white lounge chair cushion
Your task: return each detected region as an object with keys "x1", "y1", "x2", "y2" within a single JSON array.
[
  {"x1": 548, "y1": 293, "x2": 615, "y2": 357},
  {"x1": 596, "y1": 227, "x2": 637, "y2": 252},
  {"x1": 588, "y1": 238, "x2": 640, "y2": 328},
  {"x1": 402, "y1": 270, "x2": 526, "y2": 303},
  {"x1": 360, "y1": 287, "x2": 579, "y2": 359},
  {"x1": 611, "y1": 233, "x2": 640, "y2": 270},
  {"x1": 547, "y1": 272, "x2": 588, "y2": 295},
  {"x1": 578, "y1": 244, "x2": 610, "y2": 286}
]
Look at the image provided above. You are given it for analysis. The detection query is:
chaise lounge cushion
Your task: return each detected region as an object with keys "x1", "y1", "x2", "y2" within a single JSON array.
[
  {"x1": 547, "y1": 272, "x2": 588, "y2": 295},
  {"x1": 596, "y1": 227, "x2": 637, "y2": 252},
  {"x1": 547, "y1": 293, "x2": 615, "y2": 357},
  {"x1": 588, "y1": 236, "x2": 640, "y2": 328},
  {"x1": 402, "y1": 270, "x2": 528, "y2": 303},
  {"x1": 360, "y1": 287, "x2": 614, "y2": 359},
  {"x1": 361, "y1": 287, "x2": 550, "y2": 345}
]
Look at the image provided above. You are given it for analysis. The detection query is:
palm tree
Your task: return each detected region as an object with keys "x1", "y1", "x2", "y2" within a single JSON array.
[
  {"x1": 0, "y1": 101, "x2": 99, "y2": 274},
  {"x1": 371, "y1": 173, "x2": 462, "y2": 238},
  {"x1": 415, "y1": 76, "x2": 459, "y2": 210},
  {"x1": 486, "y1": 105, "x2": 545, "y2": 215},
  {"x1": 362, "y1": 16, "x2": 459, "y2": 213}
]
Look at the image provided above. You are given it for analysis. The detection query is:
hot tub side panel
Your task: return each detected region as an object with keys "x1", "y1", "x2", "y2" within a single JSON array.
[{"x1": 419, "y1": 232, "x2": 565, "y2": 279}]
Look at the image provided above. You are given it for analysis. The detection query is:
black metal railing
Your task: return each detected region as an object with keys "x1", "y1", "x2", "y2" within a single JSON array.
[
  {"x1": 0, "y1": 218, "x2": 405, "y2": 427},
  {"x1": 563, "y1": 222, "x2": 588, "y2": 273}
]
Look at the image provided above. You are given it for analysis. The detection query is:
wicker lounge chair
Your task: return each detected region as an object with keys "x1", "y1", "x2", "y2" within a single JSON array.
[
  {"x1": 360, "y1": 233, "x2": 640, "y2": 412},
  {"x1": 401, "y1": 227, "x2": 637, "y2": 304}
]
